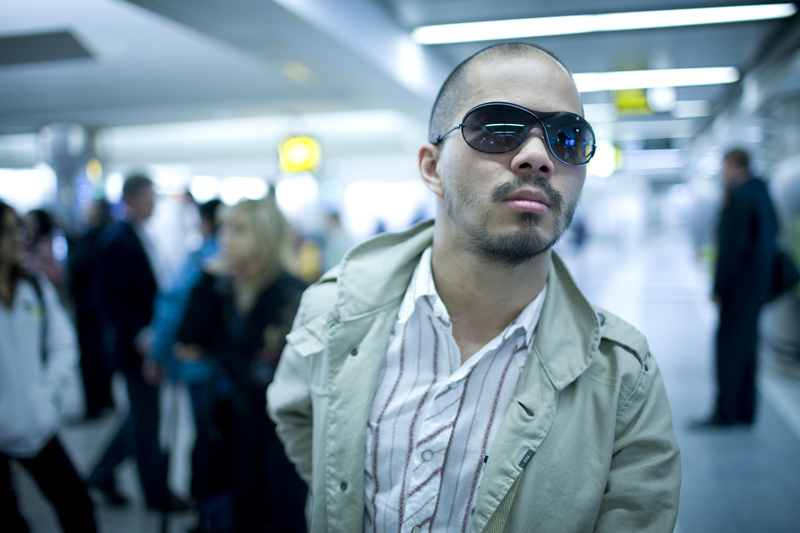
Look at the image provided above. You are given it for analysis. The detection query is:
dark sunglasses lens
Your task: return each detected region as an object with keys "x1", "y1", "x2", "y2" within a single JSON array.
[
  {"x1": 543, "y1": 113, "x2": 595, "y2": 165},
  {"x1": 462, "y1": 105, "x2": 533, "y2": 153}
]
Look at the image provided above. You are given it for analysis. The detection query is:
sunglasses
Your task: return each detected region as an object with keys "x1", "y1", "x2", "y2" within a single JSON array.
[{"x1": 431, "y1": 102, "x2": 596, "y2": 166}]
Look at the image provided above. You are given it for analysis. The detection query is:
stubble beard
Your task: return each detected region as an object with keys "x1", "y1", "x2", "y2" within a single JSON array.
[{"x1": 444, "y1": 174, "x2": 578, "y2": 266}]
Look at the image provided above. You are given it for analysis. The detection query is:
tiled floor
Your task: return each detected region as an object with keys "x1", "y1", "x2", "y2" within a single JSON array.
[{"x1": 11, "y1": 225, "x2": 800, "y2": 532}]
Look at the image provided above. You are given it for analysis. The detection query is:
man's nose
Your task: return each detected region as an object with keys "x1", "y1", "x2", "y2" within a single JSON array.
[{"x1": 510, "y1": 130, "x2": 554, "y2": 178}]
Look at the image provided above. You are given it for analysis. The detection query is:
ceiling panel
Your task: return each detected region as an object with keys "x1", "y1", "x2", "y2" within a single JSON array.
[{"x1": 0, "y1": 0, "x2": 797, "y2": 145}]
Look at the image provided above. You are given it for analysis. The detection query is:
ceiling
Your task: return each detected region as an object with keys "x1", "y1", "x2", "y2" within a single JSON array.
[{"x1": 0, "y1": 0, "x2": 798, "y2": 144}]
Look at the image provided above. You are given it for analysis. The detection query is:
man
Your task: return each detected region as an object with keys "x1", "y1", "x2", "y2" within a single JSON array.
[
  {"x1": 705, "y1": 149, "x2": 778, "y2": 426},
  {"x1": 268, "y1": 43, "x2": 680, "y2": 532},
  {"x1": 69, "y1": 199, "x2": 115, "y2": 419},
  {"x1": 86, "y1": 175, "x2": 187, "y2": 512}
]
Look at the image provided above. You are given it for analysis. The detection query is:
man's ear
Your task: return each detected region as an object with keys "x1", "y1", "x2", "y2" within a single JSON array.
[{"x1": 419, "y1": 142, "x2": 444, "y2": 200}]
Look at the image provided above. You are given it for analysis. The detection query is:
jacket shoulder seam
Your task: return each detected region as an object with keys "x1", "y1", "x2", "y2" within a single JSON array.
[{"x1": 617, "y1": 365, "x2": 647, "y2": 417}]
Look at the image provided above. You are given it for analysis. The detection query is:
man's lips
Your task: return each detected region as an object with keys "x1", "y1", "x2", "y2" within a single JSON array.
[{"x1": 502, "y1": 189, "x2": 551, "y2": 213}]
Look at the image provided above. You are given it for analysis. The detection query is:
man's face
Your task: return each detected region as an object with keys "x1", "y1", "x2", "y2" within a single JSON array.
[
  {"x1": 126, "y1": 185, "x2": 155, "y2": 222},
  {"x1": 431, "y1": 55, "x2": 587, "y2": 265},
  {"x1": 722, "y1": 158, "x2": 745, "y2": 189}
]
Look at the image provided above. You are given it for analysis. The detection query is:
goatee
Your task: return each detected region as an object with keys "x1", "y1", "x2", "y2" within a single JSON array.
[{"x1": 444, "y1": 174, "x2": 578, "y2": 266}]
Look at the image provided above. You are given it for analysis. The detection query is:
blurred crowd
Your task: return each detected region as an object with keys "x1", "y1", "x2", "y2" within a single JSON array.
[
  {"x1": 0, "y1": 174, "x2": 356, "y2": 533},
  {"x1": 2, "y1": 154, "x2": 800, "y2": 533}
]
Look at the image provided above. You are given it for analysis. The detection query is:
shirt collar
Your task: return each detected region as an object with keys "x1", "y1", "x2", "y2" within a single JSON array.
[{"x1": 397, "y1": 246, "x2": 547, "y2": 348}]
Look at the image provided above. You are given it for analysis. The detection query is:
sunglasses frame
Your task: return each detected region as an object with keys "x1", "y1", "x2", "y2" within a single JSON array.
[{"x1": 430, "y1": 101, "x2": 597, "y2": 166}]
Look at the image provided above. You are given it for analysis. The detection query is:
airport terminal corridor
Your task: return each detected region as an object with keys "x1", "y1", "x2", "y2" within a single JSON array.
[
  {"x1": 3, "y1": 3, "x2": 800, "y2": 531},
  {"x1": 8, "y1": 224, "x2": 800, "y2": 533}
]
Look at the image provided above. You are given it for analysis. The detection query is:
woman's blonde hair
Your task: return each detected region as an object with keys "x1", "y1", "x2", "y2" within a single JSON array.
[{"x1": 222, "y1": 195, "x2": 297, "y2": 283}]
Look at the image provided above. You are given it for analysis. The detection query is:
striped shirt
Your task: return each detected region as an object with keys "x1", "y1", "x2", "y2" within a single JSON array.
[{"x1": 363, "y1": 247, "x2": 546, "y2": 533}]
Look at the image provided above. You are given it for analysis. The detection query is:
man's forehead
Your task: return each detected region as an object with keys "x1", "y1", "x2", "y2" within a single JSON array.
[{"x1": 460, "y1": 53, "x2": 582, "y2": 115}]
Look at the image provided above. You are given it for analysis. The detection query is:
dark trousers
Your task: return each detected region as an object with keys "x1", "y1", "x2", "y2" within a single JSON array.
[
  {"x1": 233, "y1": 421, "x2": 307, "y2": 533},
  {"x1": 76, "y1": 309, "x2": 114, "y2": 417},
  {"x1": 1, "y1": 437, "x2": 97, "y2": 533},
  {"x1": 189, "y1": 380, "x2": 235, "y2": 532},
  {"x1": 715, "y1": 298, "x2": 761, "y2": 424},
  {"x1": 88, "y1": 369, "x2": 169, "y2": 507}
]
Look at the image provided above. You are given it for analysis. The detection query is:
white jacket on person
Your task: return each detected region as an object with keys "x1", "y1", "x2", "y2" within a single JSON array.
[{"x1": 0, "y1": 275, "x2": 79, "y2": 458}]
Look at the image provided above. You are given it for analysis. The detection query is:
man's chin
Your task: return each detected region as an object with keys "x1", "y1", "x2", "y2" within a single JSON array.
[{"x1": 467, "y1": 226, "x2": 560, "y2": 266}]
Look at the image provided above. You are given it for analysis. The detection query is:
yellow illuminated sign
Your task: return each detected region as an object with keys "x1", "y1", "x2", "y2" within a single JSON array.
[
  {"x1": 86, "y1": 158, "x2": 102, "y2": 182},
  {"x1": 612, "y1": 89, "x2": 652, "y2": 116},
  {"x1": 279, "y1": 136, "x2": 321, "y2": 173}
]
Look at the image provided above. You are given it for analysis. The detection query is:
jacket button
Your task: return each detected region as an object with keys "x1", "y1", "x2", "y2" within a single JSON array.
[
  {"x1": 340, "y1": 481, "x2": 348, "y2": 491},
  {"x1": 350, "y1": 348, "x2": 358, "y2": 356},
  {"x1": 645, "y1": 364, "x2": 649, "y2": 371}
]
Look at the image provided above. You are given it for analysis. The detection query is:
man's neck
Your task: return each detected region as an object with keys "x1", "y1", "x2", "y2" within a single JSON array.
[{"x1": 430, "y1": 221, "x2": 549, "y2": 361}]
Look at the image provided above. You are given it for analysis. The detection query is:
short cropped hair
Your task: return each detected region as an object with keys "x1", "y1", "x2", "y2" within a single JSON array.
[
  {"x1": 122, "y1": 175, "x2": 153, "y2": 199},
  {"x1": 723, "y1": 148, "x2": 750, "y2": 171},
  {"x1": 428, "y1": 42, "x2": 573, "y2": 141},
  {"x1": 199, "y1": 199, "x2": 223, "y2": 234},
  {"x1": 27, "y1": 209, "x2": 53, "y2": 240}
]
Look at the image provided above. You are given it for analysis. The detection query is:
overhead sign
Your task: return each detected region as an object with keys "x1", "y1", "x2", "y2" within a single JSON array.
[
  {"x1": 279, "y1": 135, "x2": 321, "y2": 173},
  {"x1": 612, "y1": 88, "x2": 652, "y2": 116}
]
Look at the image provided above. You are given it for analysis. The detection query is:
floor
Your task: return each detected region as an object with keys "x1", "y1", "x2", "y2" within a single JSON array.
[
  {"x1": 560, "y1": 227, "x2": 800, "y2": 533},
  {"x1": 11, "y1": 225, "x2": 800, "y2": 532}
]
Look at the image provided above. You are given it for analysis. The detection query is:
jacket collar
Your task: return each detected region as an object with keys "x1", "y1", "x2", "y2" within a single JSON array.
[
  {"x1": 530, "y1": 252, "x2": 600, "y2": 391},
  {"x1": 330, "y1": 219, "x2": 600, "y2": 389}
]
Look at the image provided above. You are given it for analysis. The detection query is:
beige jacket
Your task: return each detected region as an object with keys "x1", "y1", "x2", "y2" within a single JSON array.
[{"x1": 267, "y1": 220, "x2": 681, "y2": 533}]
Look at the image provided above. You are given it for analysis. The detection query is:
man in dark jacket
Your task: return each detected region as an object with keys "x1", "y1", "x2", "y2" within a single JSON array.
[
  {"x1": 69, "y1": 199, "x2": 115, "y2": 419},
  {"x1": 86, "y1": 175, "x2": 187, "y2": 511},
  {"x1": 705, "y1": 148, "x2": 778, "y2": 426}
]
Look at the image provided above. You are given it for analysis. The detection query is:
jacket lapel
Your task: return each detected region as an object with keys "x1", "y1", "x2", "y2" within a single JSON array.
[
  {"x1": 287, "y1": 219, "x2": 602, "y2": 533},
  {"x1": 470, "y1": 252, "x2": 602, "y2": 533}
]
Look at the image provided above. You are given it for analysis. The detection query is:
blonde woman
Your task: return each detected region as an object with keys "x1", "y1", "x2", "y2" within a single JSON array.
[{"x1": 176, "y1": 197, "x2": 306, "y2": 533}]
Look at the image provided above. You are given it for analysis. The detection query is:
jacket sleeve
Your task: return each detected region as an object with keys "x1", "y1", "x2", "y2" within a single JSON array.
[
  {"x1": 267, "y1": 292, "x2": 317, "y2": 485},
  {"x1": 594, "y1": 352, "x2": 681, "y2": 532},
  {"x1": 39, "y1": 277, "x2": 79, "y2": 410},
  {"x1": 153, "y1": 264, "x2": 206, "y2": 367},
  {"x1": 714, "y1": 191, "x2": 752, "y2": 298},
  {"x1": 100, "y1": 237, "x2": 148, "y2": 349}
]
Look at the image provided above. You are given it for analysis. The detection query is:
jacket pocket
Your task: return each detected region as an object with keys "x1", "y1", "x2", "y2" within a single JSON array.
[
  {"x1": 0, "y1": 386, "x2": 57, "y2": 455},
  {"x1": 287, "y1": 314, "x2": 331, "y2": 396}
]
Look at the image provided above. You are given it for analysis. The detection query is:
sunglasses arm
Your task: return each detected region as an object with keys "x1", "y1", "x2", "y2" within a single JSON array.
[{"x1": 429, "y1": 123, "x2": 464, "y2": 145}]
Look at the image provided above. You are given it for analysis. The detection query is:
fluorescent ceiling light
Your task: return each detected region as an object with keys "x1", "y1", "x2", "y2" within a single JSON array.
[
  {"x1": 585, "y1": 100, "x2": 710, "y2": 123},
  {"x1": 583, "y1": 103, "x2": 619, "y2": 123},
  {"x1": 672, "y1": 100, "x2": 711, "y2": 118},
  {"x1": 574, "y1": 67, "x2": 739, "y2": 92},
  {"x1": 412, "y1": 3, "x2": 797, "y2": 44}
]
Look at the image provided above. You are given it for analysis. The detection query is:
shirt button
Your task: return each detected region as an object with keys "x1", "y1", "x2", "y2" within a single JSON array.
[
  {"x1": 448, "y1": 382, "x2": 458, "y2": 389},
  {"x1": 411, "y1": 527, "x2": 422, "y2": 533},
  {"x1": 340, "y1": 481, "x2": 348, "y2": 491},
  {"x1": 421, "y1": 450, "x2": 433, "y2": 461},
  {"x1": 433, "y1": 307, "x2": 443, "y2": 318}
]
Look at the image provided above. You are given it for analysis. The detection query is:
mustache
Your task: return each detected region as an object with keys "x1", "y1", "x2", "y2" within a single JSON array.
[{"x1": 490, "y1": 175, "x2": 565, "y2": 215}]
